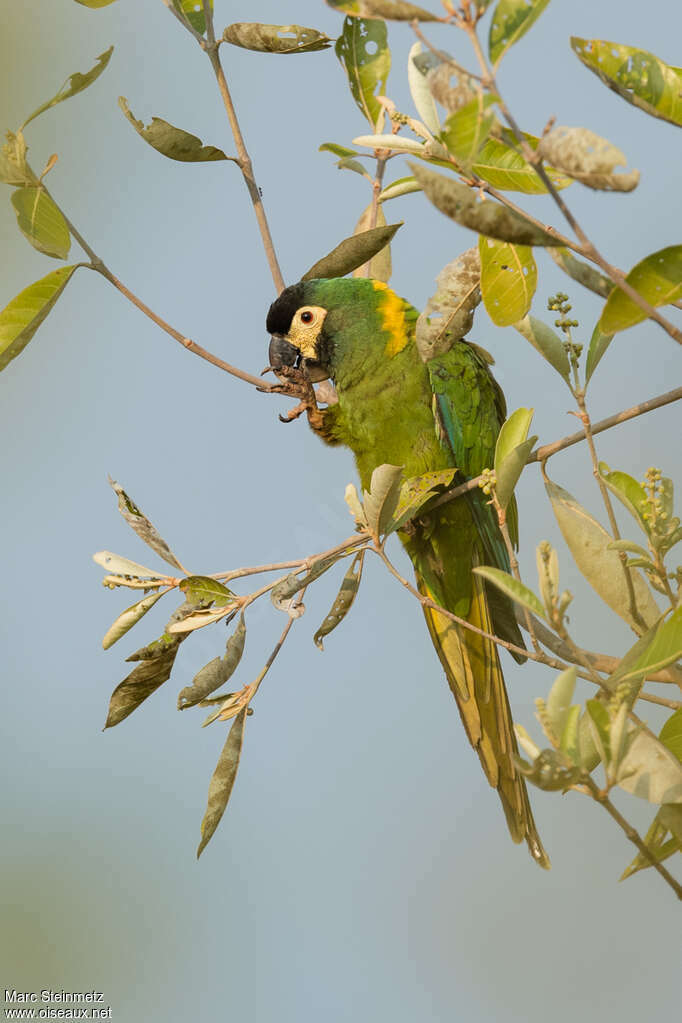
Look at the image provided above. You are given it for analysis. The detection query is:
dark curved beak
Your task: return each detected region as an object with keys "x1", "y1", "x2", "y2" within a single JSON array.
[{"x1": 268, "y1": 334, "x2": 299, "y2": 370}]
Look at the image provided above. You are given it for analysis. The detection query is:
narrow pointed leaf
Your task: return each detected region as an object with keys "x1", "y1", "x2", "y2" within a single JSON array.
[
  {"x1": 335, "y1": 16, "x2": 391, "y2": 130},
  {"x1": 585, "y1": 699, "x2": 611, "y2": 765},
  {"x1": 546, "y1": 667, "x2": 578, "y2": 739},
  {"x1": 354, "y1": 134, "x2": 441, "y2": 157},
  {"x1": 560, "y1": 705, "x2": 581, "y2": 764},
  {"x1": 549, "y1": 248, "x2": 613, "y2": 300},
  {"x1": 172, "y1": 0, "x2": 212, "y2": 34},
  {"x1": 0, "y1": 265, "x2": 78, "y2": 372},
  {"x1": 108, "y1": 478, "x2": 184, "y2": 571},
  {"x1": 301, "y1": 222, "x2": 402, "y2": 280},
  {"x1": 222, "y1": 23, "x2": 331, "y2": 54},
  {"x1": 488, "y1": 0, "x2": 551, "y2": 66},
  {"x1": 21, "y1": 47, "x2": 113, "y2": 129},
  {"x1": 599, "y1": 245, "x2": 682, "y2": 334},
  {"x1": 513, "y1": 315, "x2": 571, "y2": 382},
  {"x1": 545, "y1": 478, "x2": 660, "y2": 630},
  {"x1": 102, "y1": 591, "x2": 165, "y2": 650},
  {"x1": 178, "y1": 614, "x2": 247, "y2": 709},
  {"x1": 607, "y1": 607, "x2": 682, "y2": 687},
  {"x1": 105, "y1": 633, "x2": 183, "y2": 728},
  {"x1": 389, "y1": 468, "x2": 457, "y2": 532},
  {"x1": 585, "y1": 323, "x2": 614, "y2": 384},
  {"x1": 494, "y1": 407, "x2": 536, "y2": 509},
  {"x1": 479, "y1": 237, "x2": 537, "y2": 325},
  {"x1": 472, "y1": 566, "x2": 547, "y2": 620},
  {"x1": 344, "y1": 483, "x2": 368, "y2": 529},
  {"x1": 118, "y1": 99, "x2": 228, "y2": 162},
  {"x1": 11, "y1": 188, "x2": 70, "y2": 259},
  {"x1": 352, "y1": 203, "x2": 391, "y2": 282},
  {"x1": 379, "y1": 176, "x2": 421, "y2": 201},
  {"x1": 197, "y1": 707, "x2": 247, "y2": 858},
  {"x1": 407, "y1": 43, "x2": 440, "y2": 135},
  {"x1": 598, "y1": 464, "x2": 648, "y2": 528},
  {"x1": 74, "y1": 0, "x2": 119, "y2": 7},
  {"x1": 363, "y1": 464, "x2": 403, "y2": 537},
  {"x1": 410, "y1": 163, "x2": 561, "y2": 246},
  {"x1": 314, "y1": 552, "x2": 365, "y2": 649},
  {"x1": 571, "y1": 38, "x2": 682, "y2": 129},
  {"x1": 93, "y1": 550, "x2": 165, "y2": 579},
  {"x1": 621, "y1": 809, "x2": 680, "y2": 880}
]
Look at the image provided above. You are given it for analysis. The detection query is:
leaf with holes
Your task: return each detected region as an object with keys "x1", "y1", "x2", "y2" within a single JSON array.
[
  {"x1": 119, "y1": 99, "x2": 228, "y2": 162},
  {"x1": 327, "y1": 1, "x2": 438, "y2": 20},
  {"x1": 197, "y1": 707, "x2": 247, "y2": 857},
  {"x1": 571, "y1": 38, "x2": 682, "y2": 128},
  {"x1": 222, "y1": 23, "x2": 331, "y2": 54},
  {"x1": 536, "y1": 126, "x2": 639, "y2": 192},
  {"x1": 388, "y1": 469, "x2": 457, "y2": 533},
  {"x1": 335, "y1": 16, "x2": 391, "y2": 131},
  {"x1": 21, "y1": 47, "x2": 113, "y2": 129},
  {"x1": 314, "y1": 552, "x2": 365, "y2": 649},
  {"x1": 489, "y1": 0, "x2": 551, "y2": 66},
  {"x1": 599, "y1": 245, "x2": 682, "y2": 334},
  {"x1": 410, "y1": 163, "x2": 561, "y2": 246},
  {"x1": 301, "y1": 222, "x2": 402, "y2": 280},
  {"x1": 172, "y1": 0, "x2": 212, "y2": 34},
  {"x1": 479, "y1": 237, "x2": 537, "y2": 326},
  {"x1": 0, "y1": 265, "x2": 79, "y2": 372},
  {"x1": 416, "y1": 248, "x2": 481, "y2": 361},
  {"x1": 11, "y1": 188, "x2": 70, "y2": 259}
]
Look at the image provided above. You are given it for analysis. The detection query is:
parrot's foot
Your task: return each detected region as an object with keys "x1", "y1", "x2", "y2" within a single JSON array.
[{"x1": 262, "y1": 365, "x2": 326, "y2": 433}]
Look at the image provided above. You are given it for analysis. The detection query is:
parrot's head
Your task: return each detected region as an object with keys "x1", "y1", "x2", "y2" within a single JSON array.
[{"x1": 266, "y1": 277, "x2": 415, "y2": 385}]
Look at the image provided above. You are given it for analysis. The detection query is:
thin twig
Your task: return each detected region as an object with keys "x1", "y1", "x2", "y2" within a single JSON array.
[{"x1": 581, "y1": 776, "x2": 682, "y2": 899}]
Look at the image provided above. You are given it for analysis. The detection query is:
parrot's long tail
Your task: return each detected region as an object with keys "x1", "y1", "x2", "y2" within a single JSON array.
[{"x1": 416, "y1": 561, "x2": 550, "y2": 869}]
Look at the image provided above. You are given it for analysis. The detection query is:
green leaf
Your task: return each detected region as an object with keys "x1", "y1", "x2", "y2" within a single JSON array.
[
  {"x1": 584, "y1": 323, "x2": 614, "y2": 384},
  {"x1": 271, "y1": 555, "x2": 341, "y2": 611},
  {"x1": 335, "y1": 16, "x2": 391, "y2": 130},
  {"x1": 598, "y1": 464, "x2": 648, "y2": 529},
  {"x1": 416, "y1": 248, "x2": 481, "y2": 361},
  {"x1": 197, "y1": 707, "x2": 247, "y2": 858},
  {"x1": 472, "y1": 566, "x2": 547, "y2": 620},
  {"x1": 536, "y1": 541, "x2": 559, "y2": 618},
  {"x1": 363, "y1": 464, "x2": 403, "y2": 538},
  {"x1": 441, "y1": 93, "x2": 497, "y2": 166},
  {"x1": 93, "y1": 550, "x2": 165, "y2": 580},
  {"x1": 545, "y1": 478, "x2": 660, "y2": 631},
  {"x1": 179, "y1": 576, "x2": 235, "y2": 607},
  {"x1": 105, "y1": 633, "x2": 183, "y2": 728},
  {"x1": 546, "y1": 666, "x2": 577, "y2": 740},
  {"x1": 585, "y1": 699, "x2": 611, "y2": 766},
  {"x1": 607, "y1": 607, "x2": 682, "y2": 688},
  {"x1": 11, "y1": 188, "x2": 71, "y2": 260},
  {"x1": 108, "y1": 478, "x2": 184, "y2": 572},
  {"x1": 488, "y1": 0, "x2": 551, "y2": 67},
  {"x1": 388, "y1": 468, "x2": 457, "y2": 532},
  {"x1": 617, "y1": 728, "x2": 682, "y2": 804},
  {"x1": 472, "y1": 135, "x2": 573, "y2": 194},
  {"x1": 178, "y1": 614, "x2": 247, "y2": 709},
  {"x1": 548, "y1": 248, "x2": 613, "y2": 300},
  {"x1": 0, "y1": 265, "x2": 78, "y2": 372},
  {"x1": 660, "y1": 709, "x2": 682, "y2": 763},
  {"x1": 513, "y1": 315, "x2": 571, "y2": 383},
  {"x1": 493, "y1": 407, "x2": 536, "y2": 509},
  {"x1": 222, "y1": 23, "x2": 331, "y2": 54},
  {"x1": 301, "y1": 222, "x2": 402, "y2": 280},
  {"x1": 314, "y1": 552, "x2": 365, "y2": 649},
  {"x1": 0, "y1": 131, "x2": 33, "y2": 187},
  {"x1": 560, "y1": 704, "x2": 581, "y2": 764},
  {"x1": 407, "y1": 42, "x2": 440, "y2": 136},
  {"x1": 621, "y1": 807, "x2": 681, "y2": 880},
  {"x1": 172, "y1": 0, "x2": 212, "y2": 34},
  {"x1": 410, "y1": 163, "x2": 562, "y2": 246},
  {"x1": 571, "y1": 38, "x2": 682, "y2": 129},
  {"x1": 378, "y1": 175, "x2": 421, "y2": 201},
  {"x1": 599, "y1": 245, "x2": 682, "y2": 334},
  {"x1": 73, "y1": 0, "x2": 118, "y2": 7},
  {"x1": 327, "y1": 1, "x2": 438, "y2": 20},
  {"x1": 352, "y1": 203, "x2": 392, "y2": 283},
  {"x1": 102, "y1": 591, "x2": 165, "y2": 650},
  {"x1": 118, "y1": 98, "x2": 228, "y2": 162},
  {"x1": 344, "y1": 483, "x2": 368, "y2": 529},
  {"x1": 479, "y1": 236, "x2": 537, "y2": 325},
  {"x1": 536, "y1": 126, "x2": 639, "y2": 192},
  {"x1": 21, "y1": 47, "x2": 113, "y2": 129}
]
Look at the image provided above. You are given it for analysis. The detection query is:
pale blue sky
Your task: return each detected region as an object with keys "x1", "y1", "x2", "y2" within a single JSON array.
[{"x1": 1, "y1": 2, "x2": 680, "y2": 1021}]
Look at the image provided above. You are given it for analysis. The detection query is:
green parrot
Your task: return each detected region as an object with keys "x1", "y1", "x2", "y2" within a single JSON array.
[{"x1": 266, "y1": 276, "x2": 549, "y2": 868}]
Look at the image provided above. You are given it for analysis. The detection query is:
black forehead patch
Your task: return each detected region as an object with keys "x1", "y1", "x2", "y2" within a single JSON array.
[{"x1": 266, "y1": 282, "x2": 308, "y2": 335}]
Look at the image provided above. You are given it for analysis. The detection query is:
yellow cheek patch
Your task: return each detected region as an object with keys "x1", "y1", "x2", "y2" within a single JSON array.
[
  {"x1": 287, "y1": 306, "x2": 327, "y2": 358},
  {"x1": 372, "y1": 280, "x2": 411, "y2": 357}
]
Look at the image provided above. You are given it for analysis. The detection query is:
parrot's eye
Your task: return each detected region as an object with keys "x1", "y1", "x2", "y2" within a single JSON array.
[{"x1": 298, "y1": 308, "x2": 317, "y2": 325}]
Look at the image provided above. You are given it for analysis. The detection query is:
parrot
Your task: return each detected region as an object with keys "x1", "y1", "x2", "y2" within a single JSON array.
[{"x1": 266, "y1": 276, "x2": 549, "y2": 868}]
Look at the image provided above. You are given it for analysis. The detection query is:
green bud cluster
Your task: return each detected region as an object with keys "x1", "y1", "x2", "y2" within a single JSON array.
[{"x1": 478, "y1": 467, "x2": 496, "y2": 496}]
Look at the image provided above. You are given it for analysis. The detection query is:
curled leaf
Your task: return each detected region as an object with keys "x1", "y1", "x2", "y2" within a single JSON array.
[
  {"x1": 119, "y1": 98, "x2": 228, "y2": 162},
  {"x1": 410, "y1": 163, "x2": 561, "y2": 246},
  {"x1": 21, "y1": 47, "x2": 113, "y2": 129},
  {"x1": 178, "y1": 614, "x2": 247, "y2": 709},
  {"x1": 271, "y1": 555, "x2": 340, "y2": 611},
  {"x1": 416, "y1": 248, "x2": 481, "y2": 361},
  {"x1": 536, "y1": 126, "x2": 639, "y2": 192},
  {"x1": 378, "y1": 176, "x2": 421, "y2": 201},
  {"x1": 108, "y1": 478, "x2": 184, "y2": 571},
  {"x1": 314, "y1": 552, "x2": 365, "y2": 649},
  {"x1": 222, "y1": 23, "x2": 331, "y2": 54}
]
